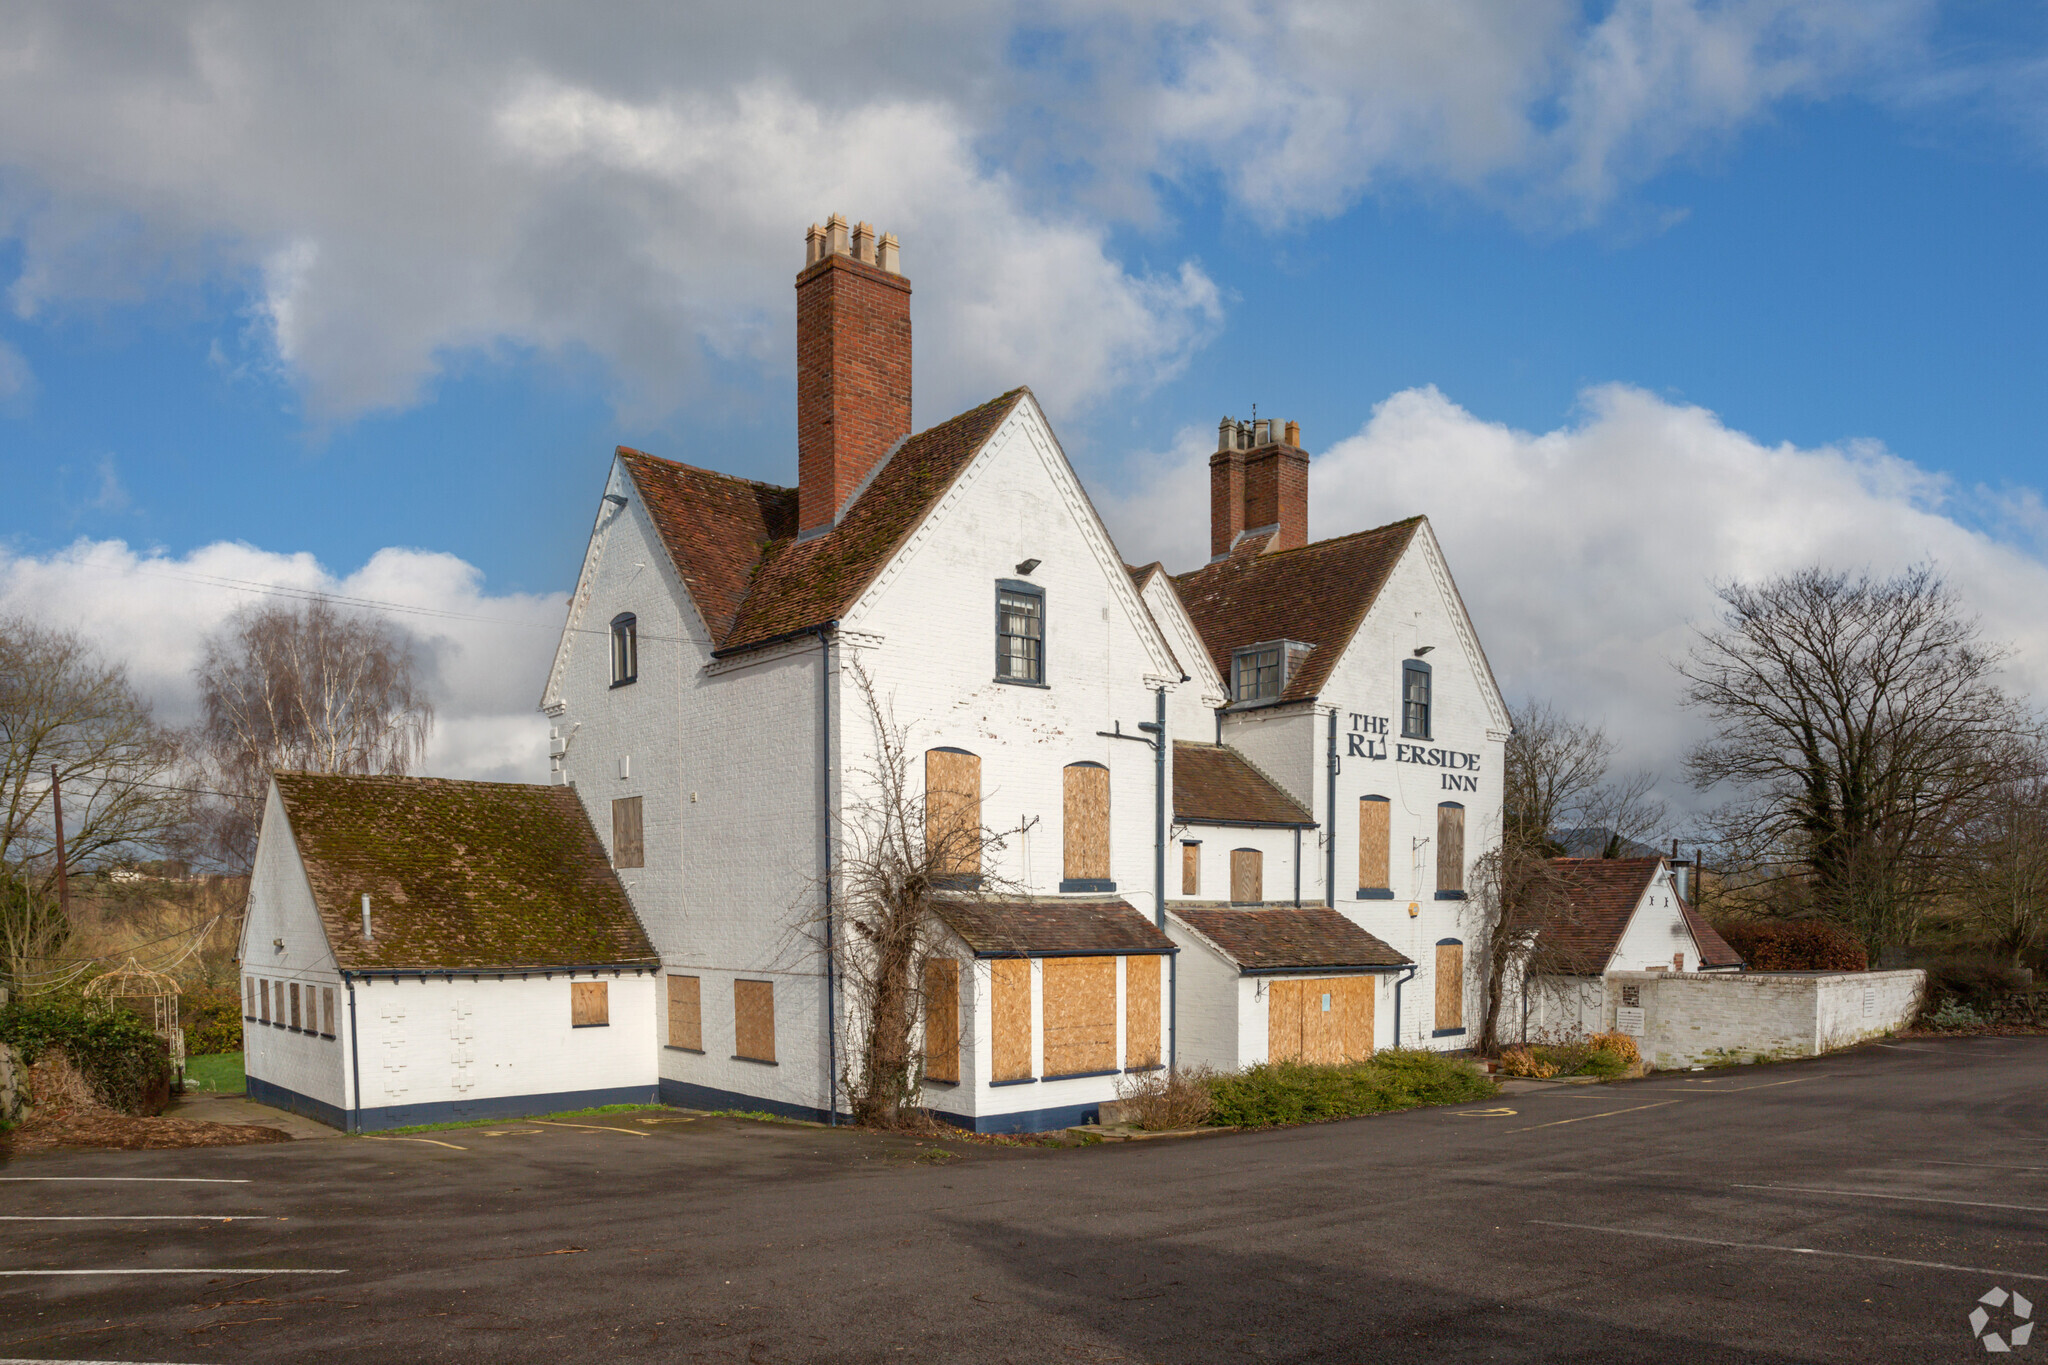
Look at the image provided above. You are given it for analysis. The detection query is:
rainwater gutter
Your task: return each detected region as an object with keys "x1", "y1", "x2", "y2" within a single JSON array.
[{"x1": 1325, "y1": 710, "x2": 1339, "y2": 908}]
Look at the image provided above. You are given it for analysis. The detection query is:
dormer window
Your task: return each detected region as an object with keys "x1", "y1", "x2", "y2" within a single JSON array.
[
  {"x1": 1231, "y1": 640, "x2": 1312, "y2": 706},
  {"x1": 610, "y1": 613, "x2": 638, "y2": 687}
]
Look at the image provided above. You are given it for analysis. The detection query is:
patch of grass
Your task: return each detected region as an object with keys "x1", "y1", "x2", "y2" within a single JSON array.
[
  {"x1": 182, "y1": 1052, "x2": 245, "y2": 1094},
  {"x1": 699, "y1": 1108, "x2": 815, "y2": 1125},
  {"x1": 1204, "y1": 1049, "x2": 1495, "y2": 1129},
  {"x1": 376, "y1": 1103, "x2": 670, "y2": 1135}
]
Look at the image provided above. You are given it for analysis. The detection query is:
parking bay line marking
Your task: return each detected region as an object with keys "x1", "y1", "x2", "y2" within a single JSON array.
[
  {"x1": 1506, "y1": 1100, "x2": 1685, "y2": 1133},
  {"x1": 360, "y1": 1135, "x2": 468, "y2": 1150},
  {"x1": 1734, "y1": 1184, "x2": 2048, "y2": 1213},
  {"x1": 0, "y1": 1269, "x2": 347, "y2": 1277},
  {"x1": 0, "y1": 1177, "x2": 252, "y2": 1183},
  {"x1": 1913, "y1": 1160, "x2": 2048, "y2": 1173},
  {"x1": 533, "y1": 1120, "x2": 649, "y2": 1137},
  {"x1": 1530, "y1": 1221, "x2": 2048, "y2": 1284}
]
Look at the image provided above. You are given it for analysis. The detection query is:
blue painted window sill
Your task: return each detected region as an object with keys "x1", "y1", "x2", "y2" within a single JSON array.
[
  {"x1": 1432, "y1": 1027, "x2": 1467, "y2": 1038},
  {"x1": 1043, "y1": 1069, "x2": 1120, "y2": 1081},
  {"x1": 1435, "y1": 890, "x2": 1468, "y2": 901},
  {"x1": 1060, "y1": 879, "x2": 1116, "y2": 893},
  {"x1": 1358, "y1": 888, "x2": 1394, "y2": 900},
  {"x1": 989, "y1": 1076, "x2": 1038, "y2": 1088}
]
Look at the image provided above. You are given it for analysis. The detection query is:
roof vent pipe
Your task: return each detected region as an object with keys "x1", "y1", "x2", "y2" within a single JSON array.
[{"x1": 361, "y1": 893, "x2": 373, "y2": 940}]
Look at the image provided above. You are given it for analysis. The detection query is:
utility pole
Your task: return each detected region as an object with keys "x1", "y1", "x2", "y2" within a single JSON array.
[{"x1": 50, "y1": 764, "x2": 71, "y2": 920}]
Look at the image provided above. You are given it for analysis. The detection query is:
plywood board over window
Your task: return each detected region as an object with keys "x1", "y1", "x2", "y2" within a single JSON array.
[
  {"x1": 1043, "y1": 956, "x2": 1116, "y2": 1076},
  {"x1": 1062, "y1": 763, "x2": 1111, "y2": 887},
  {"x1": 289, "y1": 982, "x2": 301, "y2": 1030},
  {"x1": 572, "y1": 980, "x2": 610, "y2": 1027},
  {"x1": 1125, "y1": 956, "x2": 1162, "y2": 1069},
  {"x1": 1435, "y1": 942, "x2": 1465, "y2": 1033},
  {"x1": 244, "y1": 976, "x2": 256, "y2": 1018},
  {"x1": 258, "y1": 979, "x2": 270, "y2": 1024},
  {"x1": 612, "y1": 795, "x2": 645, "y2": 869},
  {"x1": 1437, "y1": 804, "x2": 1466, "y2": 894},
  {"x1": 1359, "y1": 797, "x2": 1390, "y2": 893},
  {"x1": 1181, "y1": 842, "x2": 1201, "y2": 896},
  {"x1": 321, "y1": 987, "x2": 335, "y2": 1037},
  {"x1": 1231, "y1": 848, "x2": 1264, "y2": 904},
  {"x1": 923, "y1": 957, "x2": 960, "y2": 1084},
  {"x1": 1268, "y1": 977, "x2": 1373, "y2": 1064},
  {"x1": 925, "y1": 749, "x2": 982, "y2": 882},
  {"x1": 667, "y1": 974, "x2": 702, "y2": 1051},
  {"x1": 734, "y1": 979, "x2": 776, "y2": 1062},
  {"x1": 990, "y1": 959, "x2": 1032, "y2": 1081}
]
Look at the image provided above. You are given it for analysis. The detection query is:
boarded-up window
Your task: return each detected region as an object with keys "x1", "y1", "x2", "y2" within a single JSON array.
[
  {"x1": 259, "y1": 979, "x2": 270, "y2": 1024},
  {"x1": 321, "y1": 986, "x2": 335, "y2": 1037},
  {"x1": 1437, "y1": 803, "x2": 1466, "y2": 894},
  {"x1": 572, "y1": 980, "x2": 610, "y2": 1028},
  {"x1": 289, "y1": 982, "x2": 302, "y2": 1030},
  {"x1": 1268, "y1": 977, "x2": 1375, "y2": 1064},
  {"x1": 1359, "y1": 796, "x2": 1390, "y2": 892},
  {"x1": 925, "y1": 749, "x2": 982, "y2": 882},
  {"x1": 990, "y1": 958, "x2": 1032, "y2": 1082},
  {"x1": 244, "y1": 976, "x2": 256, "y2": 1018},
  {"x1": 1435, "y1": 941, "x2": 1465, "y2": 1032},
  {"x1": 734, "y1": 980, "x2": 776, "y2": 1062},
  {"x1": 1181, "y1": 841, "x2": 1200, "y2": 895},
  {"x1": 273, "y1": 981, "x2": 286, "y2": 1026},
  {"x1": 1062, "y1": 763, "x2": 1111, "y2": 886},
  {"x1": 1125, "y1": 955, "x2": 1162, "y2": 1069},
  {"x1": 923, "y1": 958, "x2": 960, "y2": 1084},
  {"x1": 1043, "y1": 956, "x2": 1116, "y2": 1076},
  {"x1": 1230, "y1": 848, "x2": 1263, "y2": 904},
  {"x1": 612, "y1": 796, "x2": 645, "y2": 869},
  {"x1": 667, "y1": 974, "x2": 702, "y2": 1050}
]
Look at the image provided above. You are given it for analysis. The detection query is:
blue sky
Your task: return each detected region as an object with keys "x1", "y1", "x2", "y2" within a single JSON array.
[{"x1": 3, "y1": 2, "x2": 2046, "y2": 793}]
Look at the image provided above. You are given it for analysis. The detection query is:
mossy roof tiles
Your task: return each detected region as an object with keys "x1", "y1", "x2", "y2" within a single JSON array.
[
  {"x1": 1172, "y1": 741, "x2": 1314, "y2": 827},
  {"x1": 1172, "y1": 518, "x2": 1423, "y2": 703},
  {"x1": 1173, "y1": 905, "x2": 1410, "y2": 973},
  {"x1": 274, "y1": 773, "x2": 658, "y2": 972},
  {"x1": 616, "y1": 454, "x2": 796, "y2": 644},
  {"x1": 930, "y1": 896, "x2": 1176, "y2": 958},
  {"x1": 1546, "y1": 856, "x2": 1663, "y2": 972}
]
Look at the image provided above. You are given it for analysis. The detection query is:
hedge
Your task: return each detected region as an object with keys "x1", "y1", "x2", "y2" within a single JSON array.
[
  {"x1": 1717, "y1": 919, "x2": 1868, "y2": 971},
  {"x1": 1204, "y1": 1051, "x2": 1495, "y2": 1129},
  {"x1": 183, "y1": 986, "x2": 245, "y2": 1056},
  {"x1": 0, "y1": 999, "x2": 172, "y2": 1115}
]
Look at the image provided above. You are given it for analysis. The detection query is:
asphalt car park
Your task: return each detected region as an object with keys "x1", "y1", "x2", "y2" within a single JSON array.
[{"x1": 3, "y1": 1035, "x2": 2043, "y2": 1363}]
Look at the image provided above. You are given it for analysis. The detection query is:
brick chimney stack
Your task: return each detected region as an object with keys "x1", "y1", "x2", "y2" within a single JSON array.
[
  {"x1": 1209, "y1": 416, "x2": 1308, "y2": 559},
  {"x1": 797, "y1": 213, "x2": 911, "y2": 535}
]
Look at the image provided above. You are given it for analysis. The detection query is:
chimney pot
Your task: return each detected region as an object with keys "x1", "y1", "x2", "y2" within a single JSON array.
[
  {"x1": 1217, "y1": 417, "x2": 1234, "y2": 454},
  {"x1": 806, "y1": 223, "x2": 825, "y2": 267},
  {"x1": 825, "y1": 212, "x2": 850, "y2": 257},
  {"x1": 1284, "y1": 419, "x2": 1300, "y2": 447},
  {"x1": 877, "y1": 232, "x2": 900, "y2": 273},
  {"x1": 852, "y1": 221, "x2": 877, "y2": 264}
]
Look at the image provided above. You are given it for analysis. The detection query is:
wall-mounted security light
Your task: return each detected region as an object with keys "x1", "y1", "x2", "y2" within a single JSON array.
[
  {"x1": 1413, "y1": 645, "x2": 1434, "y2": 656},
  {"x1": 1015, "y1": 558, "x2": 1041, "y2": 575},
  {"x1": 604, "y1": 493, "x2": 629, "y2": 507}
]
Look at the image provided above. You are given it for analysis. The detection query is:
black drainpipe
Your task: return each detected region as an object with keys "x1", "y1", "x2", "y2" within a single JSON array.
[
  {"x1": 1293, "y1": 827, "x2": 1302, "y2": 907},
  {"x1": 343, "y1": 972, "x2": 363, "y2": 1135},
  {"x1": 1325, "y1": 710, "x2": 1339, "y2": 908},
  {"x1": 1153, "y1": 685, "x2": 1174, "y2": 1071},
  {"x1": 813, "y1": 624, "x2": 838, "y2": 1126}
]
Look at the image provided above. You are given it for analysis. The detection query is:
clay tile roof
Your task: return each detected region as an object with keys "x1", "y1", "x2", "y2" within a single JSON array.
[
  {"x1": 1173, "y1": 905, "x2": 1410, "y2": 973},
  {"x1": 1546, "y1": 857, "x2": 1663, "y2": 971},
  {"x1": 718, "y1": 389, "x2": 1028, "y2": 653},
  {"x1": 273, "y1": 773, "x2": 658, "y2": 973},
  {"x1": 929, "y1": 897, "x2": 1176, "y2": 958},
  {"x1": 1173, "y1": 741, "x2": 1314, "y2": 827},
  {"x1": 1680, "y1": 900, "x2": 1745, "y2": 969},
  {"x1": 617, "y1": 452, "x2": 796, "y2": 645},
  {"x1": 1172, "y1": 518, "x2": 1423, "y2": 702}
]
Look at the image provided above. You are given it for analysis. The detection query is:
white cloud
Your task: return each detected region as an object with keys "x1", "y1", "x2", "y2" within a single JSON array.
[
  {"x1": 0, "y1": 336, "x2": 31, "y2": 410},
  {"x1": 0, "y1": 538, "x2": 562, "y2": 784},
  {"x1": 0, "y1": 2, "x2": 1944, "y2": 422},
  {"x1": 1100, "y1": 384, "x2": 2048, "y2": 816}
]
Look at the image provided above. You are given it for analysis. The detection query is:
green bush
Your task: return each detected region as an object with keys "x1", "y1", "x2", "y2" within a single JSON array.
[
  {"x1": 182, "y1": 986, "x2": 244, "y2": 1055},
  {"x1": 1204, "y1": 1050, "x2": 1495, "y2": 1129},
  {"x1": 0, "y1": 999, "x2": 172, "y2": 1115},
  {"x1": 1717, "y1": 919, "x2": 1868, "y2": 971}
]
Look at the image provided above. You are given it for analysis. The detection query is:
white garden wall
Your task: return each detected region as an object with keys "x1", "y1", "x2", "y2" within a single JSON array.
[{"x1": 1606, "y1": 969, "x2": 1925, "y2": 1068}]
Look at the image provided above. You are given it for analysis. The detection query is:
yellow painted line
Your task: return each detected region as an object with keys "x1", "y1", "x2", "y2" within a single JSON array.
[
  {"x1": 533, "y1": 1119, "x2": 649, "y2": 1137},
  {"x1": 1506, "y1": 1099, "x2": 1685, "y2": 1133},
  {"x1": 361, "y1": 1135, "x2": 469, "y2": 1150},
  {"x1": 1450, "y1": 1108, "x2": 1518, "y2": 1117}
]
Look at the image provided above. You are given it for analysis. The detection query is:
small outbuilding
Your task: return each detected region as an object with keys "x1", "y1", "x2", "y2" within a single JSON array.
[
  {"x1": 1518, "y1": 856, "x2": 1742, "y2": 1041},
  {"x1": 1168, "y1": 904, "x2": 1413, "y2": 1069},
  {"x1": 239, "y1": 773, "x2": 661, "y2": 1132}
]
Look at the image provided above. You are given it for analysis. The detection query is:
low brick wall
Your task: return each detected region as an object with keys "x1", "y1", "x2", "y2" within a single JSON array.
[{"x1": 1603, "y1": 969, "x2": 1925, "y2": 1069}]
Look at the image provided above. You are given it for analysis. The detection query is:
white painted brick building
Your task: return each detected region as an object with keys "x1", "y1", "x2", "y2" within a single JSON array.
[{"x1": 528, "y1": 214, "x2": 1512, "y2": 1131}]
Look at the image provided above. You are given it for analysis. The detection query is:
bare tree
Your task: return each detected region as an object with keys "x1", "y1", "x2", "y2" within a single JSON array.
[
  {"x1": 1504, "y1": 699, "x2": 1666, "y2": 855},
  {"x1": 1471, "y1": 841, "x2": 1592, "y2": 1055},
  {"x1": 1679, "y1": 566, "x2": 2035, "y2": 959},
  {"x1": 820, "y1": 660, "x2": 1023, "y2": 1127},
  {"x1": 191, "y1": 599, "x2": 434, "y2": 868},
  {"x1": 0, "y1": 617, "x2": 186, "y2": 990},
  {"x1": 1961, "y1": 768, "x2": 2048, "y2": 968}
]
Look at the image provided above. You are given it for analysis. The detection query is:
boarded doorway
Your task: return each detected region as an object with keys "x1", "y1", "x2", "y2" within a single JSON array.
[{"x1": 1268, "y1": 977, "x2": 1373, "y2": 1064}]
